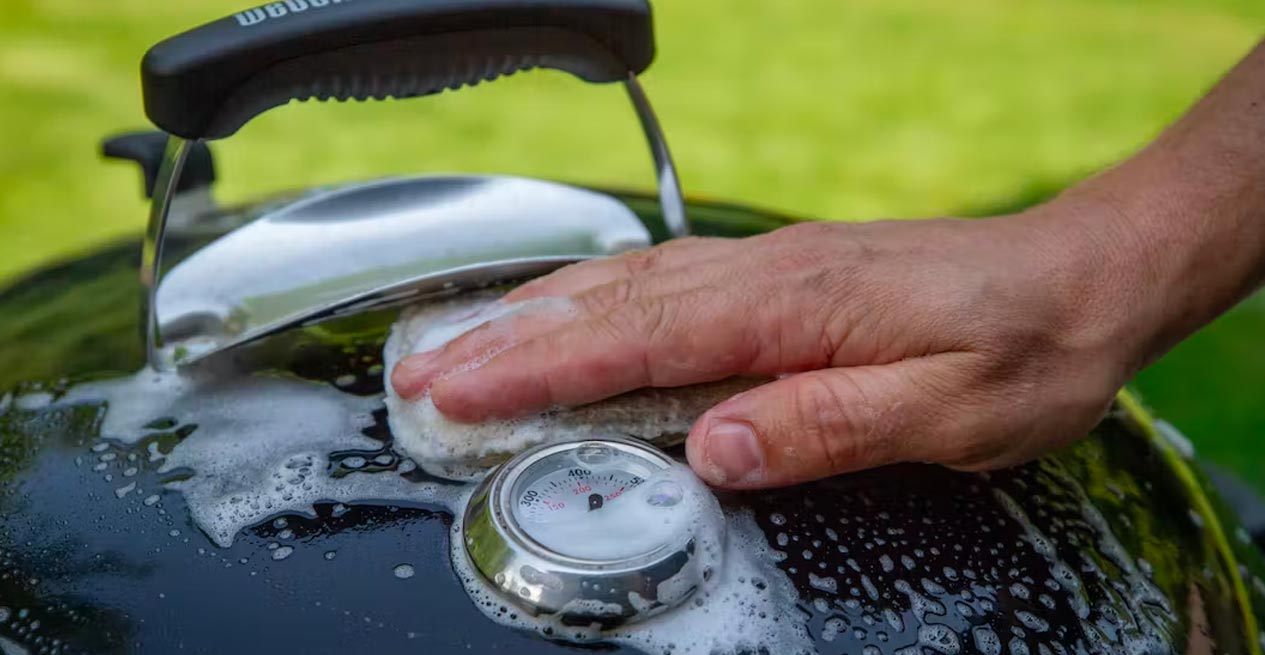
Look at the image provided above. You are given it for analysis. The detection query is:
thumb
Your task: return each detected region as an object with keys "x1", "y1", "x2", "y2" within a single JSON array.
[{"x1": 684, "y1": 354, "x2": 978, "y2": 489}]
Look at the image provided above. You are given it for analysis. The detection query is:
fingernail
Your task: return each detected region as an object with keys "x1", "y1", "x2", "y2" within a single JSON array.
[{"x1": 702, "y1": 420, "x2": 764, "y2": 484}]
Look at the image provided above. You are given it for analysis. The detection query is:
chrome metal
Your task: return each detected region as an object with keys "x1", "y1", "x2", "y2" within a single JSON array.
[
  {"x1": 143, "y1": 74, "x2": 687, "y2": 367},
  {"x1": 625, "y1": 74, "x2": 689, "y2": 238},
  {"x1": 461, "y1": 437, "x2": 707, "y2": 625},
  {"x1": 150, "y1": 175, "x2": 652, "y2": 367},
  {"x1": 142, "y1": 137, "x2": 194, "y2": 370}
]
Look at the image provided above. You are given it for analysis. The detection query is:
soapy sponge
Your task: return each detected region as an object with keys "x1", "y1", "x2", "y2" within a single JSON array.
[{"x1": 383, "y1": 292, "x2": 762, "y2": 480}]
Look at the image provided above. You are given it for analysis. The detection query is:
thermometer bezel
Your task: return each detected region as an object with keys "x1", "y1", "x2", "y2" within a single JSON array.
[{"x1": 460, "y1": 436, "x2": 707, "y2": 625}]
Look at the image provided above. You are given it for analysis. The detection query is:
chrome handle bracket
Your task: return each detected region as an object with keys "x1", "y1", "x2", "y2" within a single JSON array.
[{"x1": 141, "y1": 74, "x2": 686, "y2": 370}]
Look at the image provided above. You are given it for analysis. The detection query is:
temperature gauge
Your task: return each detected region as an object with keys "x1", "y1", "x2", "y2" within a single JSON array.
[{"x1": 461, "y1": 436, "x2": 721, "y2": 626}]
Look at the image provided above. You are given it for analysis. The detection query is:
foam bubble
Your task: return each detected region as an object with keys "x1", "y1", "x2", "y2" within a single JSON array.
[
  {"x1": 919, "y1": 624, "x2": 960, "y2": 654},
  {"x1": 973, "y1": 625, "x2": 1001, "y2": 655}
]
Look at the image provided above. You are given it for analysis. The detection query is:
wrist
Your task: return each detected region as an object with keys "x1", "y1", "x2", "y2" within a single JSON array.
[
  {"x1": 1028, "y1": 145, "x2": 1265, "y2": 379},
  {"x1": 1013, "y1": 184, "x2": 1181, "y2": 382}
]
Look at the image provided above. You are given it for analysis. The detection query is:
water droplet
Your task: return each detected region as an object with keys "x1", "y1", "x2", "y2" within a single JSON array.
[
  {"x1": 393, "y1": 563, "x2": 416, "y2": 579},
  {"x1": 820, "y1": 616, "x2": 846, "y2": 642},
  {"x1": 645, "y1": 480, "x2": 683, "y2": 508},
  {"x1": 114, "y1": 482, "x2": 136, "y2": 499},
  {"x1": 808, "y1": 573, "x2": 837, "y2": 594}
]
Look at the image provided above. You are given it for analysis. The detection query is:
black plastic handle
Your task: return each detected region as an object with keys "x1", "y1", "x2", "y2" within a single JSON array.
[
  {"x1": 102, "y1": 131, "x2": 217, "y2": 198},
  {"x1": 142, "y1": 0, "x2": 655, "y2": 140}
]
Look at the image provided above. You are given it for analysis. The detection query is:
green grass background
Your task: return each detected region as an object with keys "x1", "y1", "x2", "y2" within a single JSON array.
[{"x1": 1, "y1": 0, "x2": 1262, "y2": 491}]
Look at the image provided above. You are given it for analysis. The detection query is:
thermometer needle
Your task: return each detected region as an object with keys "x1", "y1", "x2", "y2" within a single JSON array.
[{"x1": 588, "y1": 493, "x2": 604, "y2": 512}]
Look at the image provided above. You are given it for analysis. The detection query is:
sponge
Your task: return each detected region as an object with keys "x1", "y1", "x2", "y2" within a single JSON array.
[{"x1": 383, "y1": 292, "x2": 763, "y2": 480}]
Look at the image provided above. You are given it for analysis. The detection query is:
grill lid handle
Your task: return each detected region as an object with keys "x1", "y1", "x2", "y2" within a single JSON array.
[{"x1": 141, "y1": 0, "x2": 655, "y2": 140}]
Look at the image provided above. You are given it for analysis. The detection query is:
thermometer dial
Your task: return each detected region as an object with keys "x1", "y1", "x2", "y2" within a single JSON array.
[
  {"x1": 514, "y1": 467, "x2": 647, "y2": 522},
  {"x1": 460, "y1": 436, "x2": 721, "y2": 626}
]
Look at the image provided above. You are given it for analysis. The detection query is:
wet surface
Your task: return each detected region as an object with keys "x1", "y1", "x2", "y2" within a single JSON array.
[{"x1": 1, "y1": 194, "x2": 1264, "y2": 654}]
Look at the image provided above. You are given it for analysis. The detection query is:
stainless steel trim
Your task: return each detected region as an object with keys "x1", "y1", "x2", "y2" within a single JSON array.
[
  {"x1": 461, "y1": 437, "x2": 706, "y2": 626},
  {"x1": 150, "y1": 175, "x2": 652, "y2": 367},
  {"x1": 625, "y1": 74, "x2": 689, "y2": 238},
  {"x1": 142, "y1": 136, "x2": 193, "y2": 370}
]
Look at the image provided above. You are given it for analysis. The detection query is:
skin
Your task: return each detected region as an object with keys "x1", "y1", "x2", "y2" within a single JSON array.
[{"x1": 393, "y1": 40, "x2": 1265, "y2": 490}]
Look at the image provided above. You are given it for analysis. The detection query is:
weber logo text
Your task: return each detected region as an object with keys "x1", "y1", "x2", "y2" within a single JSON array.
[{"x1": 235, "y1": 0, "x2": 352, "y2": 27}]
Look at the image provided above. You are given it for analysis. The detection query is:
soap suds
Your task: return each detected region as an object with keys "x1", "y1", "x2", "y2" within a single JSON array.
[
  {"x1": 50, "y1": 364, "x2": 809, "y2": 655},
  {"x1": 62, "y1": 368, "x2": 459, "y2": 547},
  {"x1": 383, "y1": 293, "x2": 764, "y2": 480}
]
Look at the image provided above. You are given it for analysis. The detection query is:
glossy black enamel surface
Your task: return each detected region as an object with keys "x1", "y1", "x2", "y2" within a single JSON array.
[{"x1": 1, "y1": 192, "x2": 1264, "y2": 655}]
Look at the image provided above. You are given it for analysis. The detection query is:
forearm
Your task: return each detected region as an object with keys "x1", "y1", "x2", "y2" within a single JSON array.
[{"x1": 1050, "y1": 38, "x2": 1265, "y2": 373}]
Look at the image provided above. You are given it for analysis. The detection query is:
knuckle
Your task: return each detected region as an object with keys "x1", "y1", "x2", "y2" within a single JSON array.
[
  {"x1": 619, "y1": 247, "x2": 665, "y2": 276},
  {"x1": 587, "y1": 308, "x2": 637, "y2": 347},
  {"x1": 637, "y1": 294, "x2": 722, "y2": 385},
  {"x1": 580, "y1": 310, "x2": 657, "y2": 390},
  {"x1": 585, "y1": 298, "x2": 677, "y2": 383},
  {"x1": 636, "y1": 297, "x2": 678, "y2": 352},
  {"x1": 791, "y1": 373, "x2": 882, "y2": 473},
  {"x1": 576, "y1": 277, "x2": 638, "y2": 315}
]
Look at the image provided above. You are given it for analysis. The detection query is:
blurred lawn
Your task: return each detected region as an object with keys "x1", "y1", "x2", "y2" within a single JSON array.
[{"x1": 0, "y1": 0, "x2": 1262, "y2": 491}]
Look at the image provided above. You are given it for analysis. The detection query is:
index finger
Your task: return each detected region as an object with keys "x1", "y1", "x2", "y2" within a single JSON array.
[{"x1": 427, "y1": 279, "x2": 828, "y2": 421}]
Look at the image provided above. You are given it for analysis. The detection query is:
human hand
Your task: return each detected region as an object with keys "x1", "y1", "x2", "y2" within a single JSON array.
[{"x1": 390, "y1": 196, "x2": 1157, "y2": 489}]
